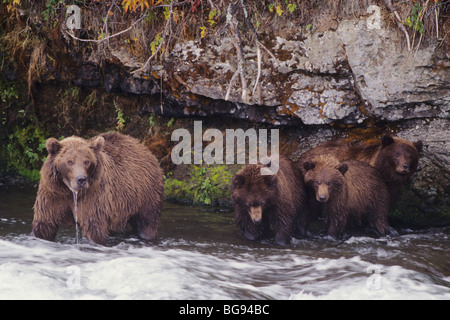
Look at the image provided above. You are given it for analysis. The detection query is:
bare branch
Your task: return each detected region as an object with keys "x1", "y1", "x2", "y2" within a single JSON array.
[
  {"x1": 132, "y1": 2, "x2": 175, "y2": 75},
  {"x1": 252, "y1": 42, "x2": 261, "y2": 97},
  {"x1": 207, "y1": 0, "x2": 216, "y2": 10},
  {"x1": 258, "y1": 40, "x2": 279, "y2": 65},
  {"x1": 65, "y1": 0, "x2": 190, "y2": 44},
  {"x1": 102, "y1": 2, "x2": 115, "y2": 44},
  {"x1": 384, "y1": 0, "x2": 411, "y2": 52},
  {"x1": 212, "y1": 0, "x2": 278, "y2": 104},
  {"x1": 228, "y1": 1, "x2": 249, "y2": 103},
  {"x1": 225, "y1": 69, "x2": 239, "y2": 101}
]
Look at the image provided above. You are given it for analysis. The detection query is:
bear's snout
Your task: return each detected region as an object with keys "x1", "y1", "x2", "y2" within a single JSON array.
[
  {"x1": 401, "y1": 163, "x2": 409, "y2": 173},
  {"x1": 316, "y1": 185, "x2": 329, "y2": 203},
  {"x1": 249, "y1": 206, "x2": 262, "y2": 223},
  {"x1": 64, "y1": 174, "x2": 89, "y2": 193},
  {"x1": 396, "y1": 162, "x2": 410, "y2": 174},
  {"x1": 76, "y1": 175, "x2": 87, "y2": 188}
]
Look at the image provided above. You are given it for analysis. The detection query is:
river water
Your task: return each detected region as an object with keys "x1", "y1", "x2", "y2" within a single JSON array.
[{"x1": 0, "y1": 186, "x2": 449, "y2": 300}]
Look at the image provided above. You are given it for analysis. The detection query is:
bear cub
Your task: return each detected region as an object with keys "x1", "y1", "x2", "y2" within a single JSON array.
[
  {"x1": 303, "y1": 155, "x2": 390, "y2": 238},
  {"x1": 231, "y1": 156, "x2": 305, "y2": 245},
  {"x1": 372, "y1": 135, "x2": 422, "y2": 205},
  {"x1": 298, "y1": 135, "x2": 422, "y2": 208}
]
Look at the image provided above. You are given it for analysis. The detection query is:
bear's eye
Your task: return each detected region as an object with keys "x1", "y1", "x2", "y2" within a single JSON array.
[
  {"x1": 395, "y1": 152, "x2": 400, "y2": 157},
  {"x1": 84, "y1": 160, "x2": 90, "y2": 166},
  {"x1": 67, "y1": 160, "x2": 74, "y2": 166},
  {"x1": 327, "y1": 182, "x2": 332, "y2": 186},
  {"x1": 315, "y1": 180, "x2": 320, "y2": 185}
]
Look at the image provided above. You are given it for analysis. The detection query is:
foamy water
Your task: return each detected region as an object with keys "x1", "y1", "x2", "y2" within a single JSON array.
[
  {"x1": 0, "y1": 187, "x2": 449, "y2": 300},
  {"x1": 0, "y1": 232, "x2": 449, "y2": 300}
]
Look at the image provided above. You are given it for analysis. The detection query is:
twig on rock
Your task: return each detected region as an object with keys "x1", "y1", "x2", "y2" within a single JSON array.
[
  {"x1": 252, "y1": 42, "x2": 261, "y2": 97},
  {"x1": 225, "y1": 69, "x2": 239, "y2": 101},
  {"x1": 132, "y1": 1, "x2": 174, "y2": 76},
  {"x1": 65, "y1": 1, "x2": 189, "y2": 45},
  {"x1": 213, "y1": 0, "x2": 278, "y2": 104},
  {"x1": 228, "y1": 1, "x2": 249, "y2": 103},
  {"x1": 384, "y1": 0, "x2": 411, "y2": 52}
]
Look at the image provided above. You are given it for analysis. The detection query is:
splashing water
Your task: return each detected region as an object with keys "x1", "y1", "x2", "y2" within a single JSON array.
[{"x1": 1, "y1": 187, "x2": 450, "y2": 300}]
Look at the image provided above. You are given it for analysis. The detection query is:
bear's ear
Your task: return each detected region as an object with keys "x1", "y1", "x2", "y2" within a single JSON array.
[
  {"x1": 303, "y1": 161, "x2": 315, "y2": 171},
  {"x1": 233, "y1": 174, "x2": 245, "y2": 189},
  {"x1": 337, "y1": 163, "x2": 348, "y2": 176},
  {"x1": 381, "y1": 135, "x2": 395, "y2": 148},
  {"x1": 46, "y1": 138, "x2": 61, "y2": 155},
  {"x1": 90, "y1": 136, "x2": 105, "y2": 153},
  {"x1": 413, "y1": 140, "x2": 423, "y2": 153}
]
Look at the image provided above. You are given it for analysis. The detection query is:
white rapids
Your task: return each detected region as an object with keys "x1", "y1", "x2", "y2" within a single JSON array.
[
  {"x1": 0, "y1": 187, "x2": 449, "y2": 300},
  {"x1": 0, "y1": 231, "x2": 449, "y2": 300}
]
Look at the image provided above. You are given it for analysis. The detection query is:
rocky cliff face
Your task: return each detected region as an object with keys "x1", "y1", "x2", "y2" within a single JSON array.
[
  {"x1": 155, "y1": 10, "x2": 449, "y2": 125},
  {"x1": 107, "y1": 5, "x2": 449, "y2": 224},
  {"x1": 1, "y1": 2, "x2": 449, "y2": 225}
]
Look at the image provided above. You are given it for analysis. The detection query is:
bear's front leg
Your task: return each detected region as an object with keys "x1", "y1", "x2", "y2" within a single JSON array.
[
  {"x1": 32, "y1": 221, "x2": 59, "y2": 241},
  {"x1": 234, "y1": 206, "x2": 263, "y2": 241},
  {"x1": 274, "y1": 230, "x2": 292, "y2": 245},
  {"x1": 82, "y1": 221, "x2": 109, "y2": 245},
  {"x1": 326, "y1": 215, "x2": 346, "y2": 239},
  {"x1": 241, "y1": 223, "x2": 261, "y2": 241},
  {"x1": 273, "y1": 206, "x2": 295, "y2": 245},
  {"x1": 32, "y1": 193, "x2": 69, "y2": 241}
]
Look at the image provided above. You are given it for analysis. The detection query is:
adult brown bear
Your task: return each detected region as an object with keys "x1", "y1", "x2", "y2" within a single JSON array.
[
  {"x1": 32, "y1": 132, "x2": 164, "y2": 245},
  {"x1": 231, "y1": 156, "x2": 306, "y2": 245},
  {"x1": 302, "y1": 155, "x2": 390, "y2": 238}
]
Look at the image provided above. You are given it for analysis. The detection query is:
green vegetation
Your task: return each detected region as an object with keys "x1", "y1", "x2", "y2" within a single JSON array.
[
  {"x1": 403, "y1": 2, "x2": 425, "y2": 34},
  {"x1": 42, "y1": 0, "x2": 63, "y2": 24},
  {"x1": 5, "y1": 126, "x2": 47, "y2": 181},
  {"x1": 0, "y1": 76, "x2": 47, "y2": 182},
  {"x1": 114, "y1": 102, "x2": 127, "y2": 131},
  {"x1": 150, "y1": 33, "x2": 163, "y2": 56},
  {"x1": 165, "y1": 164, "x2": 238, "y2": 206},
  {"x1": 148, "y1": 114, "x2": 156, "y2": 126},
  {"x1": 0, "y1": 82, "x2": 18, "y2": 104}
]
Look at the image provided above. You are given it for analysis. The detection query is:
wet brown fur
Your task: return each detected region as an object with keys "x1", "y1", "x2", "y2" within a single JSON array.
[
  {"x1": 32, "y1": 132, "x2": 164, "y2": 245},
  {"x1": 231, "y1": 156, "x2": 306, "y2": 245},
  {"x1": 303, "y1": 155, "x2": 390, "y2": 238},
  {"x1": 298, "y1": 135, "x2": 422, "y2": 207}
]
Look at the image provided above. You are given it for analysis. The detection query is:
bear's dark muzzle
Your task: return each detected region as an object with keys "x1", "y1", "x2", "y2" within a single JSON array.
[{"x1": 76, "y1": 175, "x2": 87, "y2": 188}]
